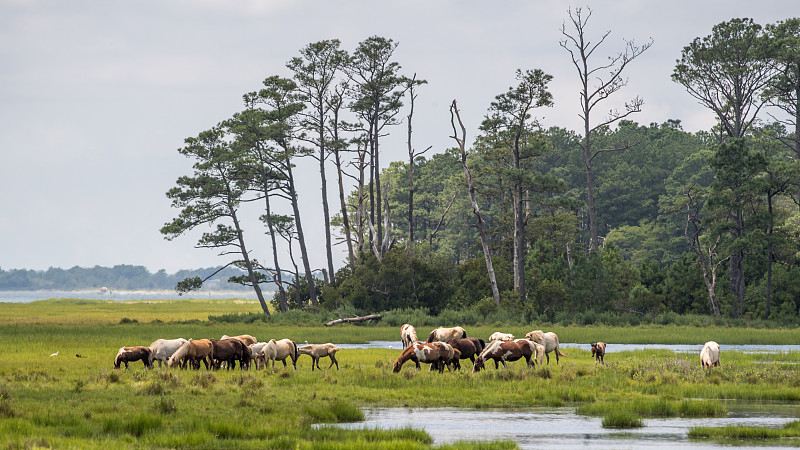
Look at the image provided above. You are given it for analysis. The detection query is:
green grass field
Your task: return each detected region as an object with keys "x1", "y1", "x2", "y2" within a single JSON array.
[{"x1": 2, "y1": 299, "x2": 800, "y2": 448}]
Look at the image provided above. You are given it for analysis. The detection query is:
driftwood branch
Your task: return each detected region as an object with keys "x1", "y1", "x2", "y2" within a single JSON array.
[{"x1": 323, "y1": 314, "x2": 383, "y2": 327}]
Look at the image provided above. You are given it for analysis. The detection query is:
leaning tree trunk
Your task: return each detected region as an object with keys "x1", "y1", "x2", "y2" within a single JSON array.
[
  {"x1": 450, "y1": 100, "x2": 501, "y2": 305},
  {"x1": 230, "y1": 205, "x2": 269, "y2": 315},
  {"x1": 286, "y1": 165, "x2": 318, "y2": 306},
  {"x1": 263, "y1": 185, "x2": 288, "y2": 312}
]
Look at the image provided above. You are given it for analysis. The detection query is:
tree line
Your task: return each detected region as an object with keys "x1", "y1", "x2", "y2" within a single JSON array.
[{"x1": 163, "y1": 12, "x2": 800, "y2": 323}]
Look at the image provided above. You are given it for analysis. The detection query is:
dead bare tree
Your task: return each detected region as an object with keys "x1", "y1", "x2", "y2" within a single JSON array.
[
  {"x1": 560, "y1": 7, "x2": 652, "y2": 252},
  {"x1": 450, "y1": 99, "x2": 501, "y2": 305},
  {"x1": 405, "y1": 74, "x2": 431, "y2": 252}
]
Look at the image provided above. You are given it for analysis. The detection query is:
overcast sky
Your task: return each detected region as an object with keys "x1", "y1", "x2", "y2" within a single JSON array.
[{"x1": 0, "y1": 1, "x2": 795, "y2": 274}]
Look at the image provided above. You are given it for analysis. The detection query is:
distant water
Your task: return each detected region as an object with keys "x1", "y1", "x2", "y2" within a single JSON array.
[{"x1": 0, "y1": 290, "x2": 258, "y2": 303}]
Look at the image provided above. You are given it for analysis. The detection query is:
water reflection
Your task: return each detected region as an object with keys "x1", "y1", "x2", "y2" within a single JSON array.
[{"x1": 334, "y1": 406, "x2": 799, "y2": 449}]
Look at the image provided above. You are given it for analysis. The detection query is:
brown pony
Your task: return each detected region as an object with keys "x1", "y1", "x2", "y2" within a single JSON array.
[
  {"x1": 472, "y1": 340, "x2": 533, "y2": 372},
  {"x1": 591, "y1": 342, "x2": 606, "y2": 365},
  {"x1": 446, "y1": 337, "x2": 485, "y2": 370},
  {"x1": 114, "y1": 346, "x2": 153, "y2": 369},
  {"x1": 211, "y1": 338, "x2": 251, "y2": 370},
  {"x1": 393, "y1": 342, "x2": 454, "y2": 373},
  {"x1": 168, "y1": 339, "x2": 214, "y2": 370}
]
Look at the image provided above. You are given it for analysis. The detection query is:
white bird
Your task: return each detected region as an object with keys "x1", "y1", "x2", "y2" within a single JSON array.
[{"x1": 49, "y1": 351, "x2": 59, "y2": 357}]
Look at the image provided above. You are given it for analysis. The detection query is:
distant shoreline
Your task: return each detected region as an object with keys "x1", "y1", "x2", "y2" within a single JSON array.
[{"x1": 0, "y1": 289, "x2": 271, "y2": 303}]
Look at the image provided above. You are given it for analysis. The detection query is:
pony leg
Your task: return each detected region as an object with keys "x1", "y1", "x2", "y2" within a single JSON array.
[{"x1": 329, "y1": 355, "x2": 338, "y2": 370}]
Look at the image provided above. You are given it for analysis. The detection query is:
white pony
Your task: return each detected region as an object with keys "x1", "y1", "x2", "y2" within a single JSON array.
[
  {"x1": 257, "y1": 338, "x2": 298, "y2": 370},
  {"x1": 400, "y1": 324, "x2": 418, "y2": 348},
  {"x1": 298, "y1": 343, "x2": 341, "y2": 371},
  {"x1": 489, "y1": 332, "x2": 514, "y2": 342},
  {"x1": 700, "y1": 341, "x2": 720, "y2": 368},
  {"x1": 426, "y1": 326, "x2": 467, "y2": 343},
  {"x1": 149, "y1": 338, "x2": 188, "y2": 368},
  {"x1": 524, "y1": 330, "x2": 566, "y2": 365},
  {"x1": 248, "y1": 342, "x2": 269, "y2": 369}
]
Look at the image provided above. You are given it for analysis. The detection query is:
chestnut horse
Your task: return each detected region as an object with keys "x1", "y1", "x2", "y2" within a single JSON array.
[
  {"x1": 591, "y1": 342, "x2": 606, "y2": 365},
  {"x1": 700, "y1": 341, "x2": 720, "y2": 368},
  {"x1": 393, "y1": 342, "x2": 454, "y2": 373},
  {"x1": 114, "y1": 346, "x2": 153, "y2": 369},
  {"x1": 426, "y1": 326, "x2": 467, "y2": 343},
  {"x1": 446, "y1": 337, "x2": 485, "y2": 370},
  {"x1": 168, "y1": 339, "x2": 214, "y2": 370},
  {"x1": 400, "y1": 324, "x2": 418, "y2": 348},
  {"x1": 472, "y1": 339, "x2": 533, "y2": 372},
  {"x1": 211, "y1": 338, "x2": 251, "y2": 370}
]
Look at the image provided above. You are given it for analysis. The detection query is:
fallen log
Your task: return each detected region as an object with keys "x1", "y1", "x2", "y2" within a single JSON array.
[{"x1": 324, "y1": 314, "x2": 382, "y2": 327}]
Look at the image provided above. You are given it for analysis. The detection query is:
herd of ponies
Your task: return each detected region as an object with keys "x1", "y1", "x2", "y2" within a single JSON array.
[{"x1": 112, "y1": 326, "x2": 721, "y2": 374}]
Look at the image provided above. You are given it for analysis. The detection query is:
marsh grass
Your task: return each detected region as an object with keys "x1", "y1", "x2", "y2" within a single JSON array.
[
  {"x1": 4, "y1": 300, "x2": 800, "y2": 447},
  {"x1": 577, "y1": 398, "x2": 726, "y2": 418},
  {"x1": 602, "y1": 411, "x2": 644, "y2": 428},
  {"x1": 689, "y1": 419, "x2": 800, "y2": 442}
]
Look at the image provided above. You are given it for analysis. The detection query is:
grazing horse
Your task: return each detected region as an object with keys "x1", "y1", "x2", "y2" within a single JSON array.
[
  {"x1": 489, "y1": 332, "x2": 514, "y2": 342},
  {"x1": 591, "y1": 342, "x2": 606, "y2": 365},
  {"x1": 393, "y1": 342, "x2": 454, "y2": 373},
  {"x1": 472, "y1": 340, "x2": 533, "y2": 373},
  {"x1": 248, "y1": 342, "x2": 269, "y2": 369},
  {"x1": 149, "y1": 338, "x2": 188, "y2": 368},
  {"x1": 446, "y1": 337, "x2": 485, "y2": 370},
  {"x1": 426, "y1": 326, "x2": 467, "y2": 343},
  {"x1": 525, "y1": 330, "x2": 566, "y2": 365},
  {"x1": 400, "y1": 324, "x2": 418, "y2": 348},
  {"x1": 258, "y1": 339, "x2": 298, "y2": 370},
  {"x1": 516, "y1": 339, "x2": 545, "y2": 367},
  {"x1": 700, "y1": 341, "x2": 720, "y2": 368},
  {"x1": 298, "y1": 343, "x2": 340, "y2": 371},
  {"x1": 222, "y1": 334, "x2": 257, "y2": 346},
  {"x1": 168, "y1": 339, "x2": 214, "y2": 370},
  {"x1": 211, "y1": 338, "x2": 250, "y2": 370},
  {"x1": 114, "y1": 346, "x2": 153, "y2": 370}
]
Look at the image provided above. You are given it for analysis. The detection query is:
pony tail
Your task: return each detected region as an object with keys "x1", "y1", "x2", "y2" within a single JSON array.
[{"x1": 426, "y1": 331, "x2": 435, "y2": 343}]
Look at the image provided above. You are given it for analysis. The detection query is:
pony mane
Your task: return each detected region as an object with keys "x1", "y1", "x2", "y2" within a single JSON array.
[{"x1": 168, "y1": 341, "x2": 190, "y2": 366}]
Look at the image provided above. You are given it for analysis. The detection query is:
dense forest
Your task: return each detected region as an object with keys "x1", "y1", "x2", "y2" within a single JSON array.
[
  {"x1": 163, "y1": 14, "x2": 800, "y2": 324},
  {"x1": 0, "y1": 265, "x2": 256, "y2": 291}
]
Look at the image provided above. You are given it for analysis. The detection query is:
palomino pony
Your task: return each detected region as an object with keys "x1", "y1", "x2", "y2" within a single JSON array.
[
  {"x1": 222, "y1": 334, "x2": 257, "y2": 346},
  {"x1": 525, "y1": 330, "x2": 566, "y2": 365},
  {"x1": 700, "y1": 341, "x2": 720, "y2": 368},
  {"x1": 298, "y1": 343, "x2": 340, "y2": 371},
  {"x1": 591, "y1": 342, "x2": 606, "y2": 365},
  {"x1": 400, "y1": 324, "x2": 418, "y2": 348},
  {"x1": 114, "y1": 346, "x2": 153, "y2": 369},
  {"x1": 426, "y1": 326, "x2": 467, "y2": 343},
  {"x1": 168, "y1": 339, "x2": 214, "y2": 370},
  {"x1": 472, "y1": 339, "x2": 533, "y2": 372},
  {"x1": 257, "y1": 338, "x2": 298, "y2": 370},
  {"x1": 393, "y1": 342, "x2": 454, "y2": 373},
  {"x1": 445, "y1": 337, "x2": 485, "y2": 370},
  {"x1": 149, "y1": 338, "x2": 188, "y2": 368},
  {"x1": 248, "y1": 342, "x2": 269, "y2": 369}
]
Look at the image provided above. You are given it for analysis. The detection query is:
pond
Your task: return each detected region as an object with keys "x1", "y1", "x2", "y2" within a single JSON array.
[
  {"x1": 337, "y1": 341, "x2": 800, "y2": 354},
  {"x1": 332, "y1": 404, "x2": 800, "y2": 449}
]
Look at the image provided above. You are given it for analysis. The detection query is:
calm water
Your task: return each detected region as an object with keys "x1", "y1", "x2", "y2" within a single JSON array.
[
  {"x1": 338, "y1": 341, "x2": 800, "y2": 354},
  {"x1": 333, "y1": 405, "x2": 800, "y2": 449},
  {"x1": 0, "y1": 290, "x2": 258, "y2": 303}
]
